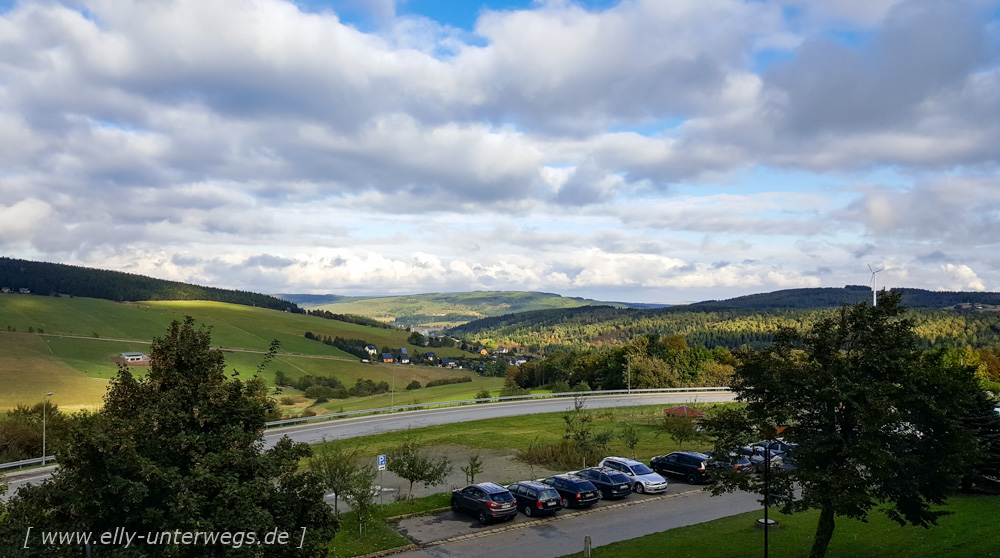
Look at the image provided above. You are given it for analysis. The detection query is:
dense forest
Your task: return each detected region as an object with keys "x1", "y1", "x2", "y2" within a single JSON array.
[
  {"x1": 449, "y1": 287, "x2": 1000, "y2": 352},
  {"x1": 0, "y1": 257, "x2": 299, "y2": 312}
]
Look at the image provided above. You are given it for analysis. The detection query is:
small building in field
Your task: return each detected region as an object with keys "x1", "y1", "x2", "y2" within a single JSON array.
[
  {"x1": 399, "y1": 348, "x2": 409, "y2": 364},
  {"x1": 117, "y1": 352, "x2": 150, "y2": 366},
  {"x1": 441, "y1": 358, "x2": 457, "y2": 368},
  {"x1": 365, "y1": 345, "x2": 378, "y2": 355},
  {"x1": 18, "y1": 288, "x2": 30, "y2": 294},
  {"x1": 382, "y1": 353, "x2": 394, "y2": 363},
  {"x1": 425, "y1": 352, "x2": 436, "y2": 361},
  {"x1": 1, "y1": 287, "x2": 11, "y2": 293}
]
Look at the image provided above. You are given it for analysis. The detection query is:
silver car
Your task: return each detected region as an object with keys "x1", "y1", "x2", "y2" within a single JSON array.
[{"x1": 597, "y1": 457, "x2": 669, "y2": 494}]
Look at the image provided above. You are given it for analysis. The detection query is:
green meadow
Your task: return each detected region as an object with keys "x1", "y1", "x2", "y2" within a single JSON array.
[{"x1": 0, "y1": 295, "x2": 473, "y2": 412}]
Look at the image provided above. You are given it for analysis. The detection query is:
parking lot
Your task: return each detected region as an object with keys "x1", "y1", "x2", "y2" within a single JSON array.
[{"x1": 395, "y1": 482, "x2": 706, "y2": 545}]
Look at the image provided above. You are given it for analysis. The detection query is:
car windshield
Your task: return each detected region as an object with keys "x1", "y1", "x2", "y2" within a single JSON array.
[
  {"x1": 489, "y1": 492, "x2": 514, "y2": 503},
  {"x1": 608, "y1": 473, "x2": 629, "y2": 483},
  {"x1": 539, "y1": 489, "x2": 560, "y2": 500},
  {"x1": 631, "y1": 463, "x2": 654, "y2": 475}
]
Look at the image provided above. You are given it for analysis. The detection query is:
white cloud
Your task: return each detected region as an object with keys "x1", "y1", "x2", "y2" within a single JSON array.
[
  {"x1": 940, "y1": 263, "x2": 987, "y2": 291},
  {"x1": 0, "y1": 0, "x2": 997, "y2": 302}
]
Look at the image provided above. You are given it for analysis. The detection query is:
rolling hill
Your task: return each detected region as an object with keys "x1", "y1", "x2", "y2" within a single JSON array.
[
  {"x1": 291, "y1": 290, "x2": 638, "y2": 330},
  {"x1": 0, "y1": 295, "x2": 487, "y2": 413},
  {"x1": 446, "y1": 286, "x2": 1000, "y2": 352},
  {"x1": 0, "y1": 256, "x2": 299, "y2": 312}
]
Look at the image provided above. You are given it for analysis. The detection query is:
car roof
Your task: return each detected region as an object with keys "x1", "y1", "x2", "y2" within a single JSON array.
[
  {"x1": 603, "y1": 456, "x2": 642, "y2": 465},
  {"x1": 511, "y1": 480, "x2": 550, "y2": 490},
  {"x1": 671, "y1": 451, "x2": 710, "y2": 459},
  {"x1": 475, "y1": 482, "x2": 509, "y2": 494},
  {"x1": 548, "y1": 473, "x2": 589, "y2": 483}
]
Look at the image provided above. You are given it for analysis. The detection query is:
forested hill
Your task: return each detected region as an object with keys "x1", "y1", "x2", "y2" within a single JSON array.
[
  {"x1": 447, "y1": 286, "x2": 1000, "y2": 351},
  {"x1": 689, "y1": 285, "x2": 1000, "y2": 310},
  {"x1": 0, "y1": 257, "x2": 299, "y2": 312}
]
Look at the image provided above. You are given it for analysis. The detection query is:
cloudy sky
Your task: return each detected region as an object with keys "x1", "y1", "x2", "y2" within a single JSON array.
[{"x1": 1, "y1": 0, "x2": 998, "y2": 303}]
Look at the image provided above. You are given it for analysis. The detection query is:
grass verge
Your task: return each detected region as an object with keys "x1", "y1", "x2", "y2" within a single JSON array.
[
  {"x1": 326, "y1": 493, "x2": 451, "y2": 558},
  {"x1": 556, "y1": 494, "x2": 1000, "y2": 558},
  {"x1": 312, "y1": 403, "x2": 727, "y2": 462}
]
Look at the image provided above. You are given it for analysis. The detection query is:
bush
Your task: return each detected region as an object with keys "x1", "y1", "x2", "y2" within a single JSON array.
[
  {"x1": 545, "y1": 380, "x2": 571, "y2": 393},
  {"x1": 406, "y1": 380, "x2": 422, "y2": 390},
  {"x1": 474, "y1": 388, "x2": 492, "y2": 401},
  {"x1": 305, "y1": 385, "x2": 338, "y2": 402},
  {"x1": 279, "y1": 396, "x2": 296, "y2": 405},
  {"x1": 425, "y1": 376, "x2": 472, "y2": 388},
  {"x1": 572, "y1": 382, "x2": 592, "y2": 392}
]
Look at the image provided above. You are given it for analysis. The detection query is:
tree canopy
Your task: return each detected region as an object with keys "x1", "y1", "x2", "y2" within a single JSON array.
[
  {"x1": 703, "y1": 292, "x2": 992, "y2": 558},
  {"x1": 0, "y1": 317, "x2": 336, "y2": 557}
]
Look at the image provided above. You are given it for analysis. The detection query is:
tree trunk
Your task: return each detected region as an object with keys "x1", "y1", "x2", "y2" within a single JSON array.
[{"x1": 809, "y1": 505, "x2": 836, "y2": 558}]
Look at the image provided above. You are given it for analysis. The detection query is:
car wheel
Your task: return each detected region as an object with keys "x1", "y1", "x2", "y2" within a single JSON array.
[
  {"x1": 451, "y1": 499, "x2": 459, "y2": 512},
  {"x1": 635, "y1": 483, "x2": 645, "y2": 494},
  {"x1": 524, "y1": 506, "x2": 533, "y2": 517},
  {"x1": 686, "y1": 473, "x2": 699, "y2": 485},
  {"x1": 478, "y1": 511, "x2": 489, "y2": 525}
]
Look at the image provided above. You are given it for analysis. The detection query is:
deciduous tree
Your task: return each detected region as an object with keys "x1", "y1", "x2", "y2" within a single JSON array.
[
  {"x1": 0, "y1": 317, "x2": 336, "y2": 557},
  {"x1": 704, "y1": 293, "x2": 986, "y2": 558},
  {"x1": 387, "y1": 432, "x2": 452, "y2": 499}
]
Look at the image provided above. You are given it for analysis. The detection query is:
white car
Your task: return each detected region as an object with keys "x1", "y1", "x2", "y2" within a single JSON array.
[{"x1": 597, "y1": 456, "x2": 669, "y2": 494}]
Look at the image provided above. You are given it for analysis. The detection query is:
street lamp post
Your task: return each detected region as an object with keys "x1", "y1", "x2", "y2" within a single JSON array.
[
  {"x1": 626, "y1": 354, "x2": 632, "y2": 394},
  {"x1": 761, "y1": 440, "x2": 783, "y2": 558},
  {"x1": 41, "y1": 392, "x2": 53, "y2": 466},
  {"x1": 764, "y1": 442, "x2": 771, "y2": 558}
]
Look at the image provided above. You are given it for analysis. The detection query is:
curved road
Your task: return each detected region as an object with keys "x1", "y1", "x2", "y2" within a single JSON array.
[{"x1": 4, "y1": 391, "x2": 735, "y2": 499}]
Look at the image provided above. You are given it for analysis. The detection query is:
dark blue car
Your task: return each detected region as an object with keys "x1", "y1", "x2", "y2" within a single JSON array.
[{"x1": 506, "y1": 480, "x2": 564, "y2": 517}]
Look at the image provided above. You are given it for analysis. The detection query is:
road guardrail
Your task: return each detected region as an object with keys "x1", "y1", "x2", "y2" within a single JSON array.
[{"x1": 0, "y1": 456, "x2": 56, "y2": 471}]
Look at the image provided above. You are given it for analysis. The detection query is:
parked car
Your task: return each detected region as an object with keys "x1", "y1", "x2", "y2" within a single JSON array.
[
  {"x1": 540, "y1": 474, "x2": 600, "y2": 508},
  {"x1": 751, "y1": 440, "x2": 798, "y2": 461},
  {"x1": 597, "y1": 456, "x2": 669, "y2": 493},
  {"x1": 705, "y1": 451, "x2": 754, "y2": 474},
  {"x1": 739, "y1": 445, "x2": 784, "y2": 472},
  {"x1": 506, "y1": 480, "x2": 564, "y2": 517},
  {"x1": 451, "y1": 482, "x2": 518, "y2": 524},
  {"x1": 650, "y1": 451, "x2": 713, "y2": 484},
  {"x1": 573, "y1": 467, "x2": 632, "y2": 499}
]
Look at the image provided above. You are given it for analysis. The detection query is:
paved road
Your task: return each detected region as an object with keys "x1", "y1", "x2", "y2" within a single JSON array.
[
  {"x1": 264, "y1": 391, "x2": 736, "y2": 448},
  {"x1": 3, "y1": 391, "x2": 735, "y2": 499},
  {"x1": 391, "y1": 487, "x2": 762, "y2": 558}
]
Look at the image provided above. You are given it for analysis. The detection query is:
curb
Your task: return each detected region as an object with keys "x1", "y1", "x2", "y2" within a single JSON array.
[
  {"x1": 385, "y1": 507, "x2": 450, "y2": 522},
  {"x1": 354, "y1": 544, "x2": 420, "y2": 558}
]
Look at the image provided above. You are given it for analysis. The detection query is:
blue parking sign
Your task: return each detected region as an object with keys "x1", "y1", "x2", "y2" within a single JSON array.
[{"x1": 377, "y1": 454, "x2": 387, "y2": 471}]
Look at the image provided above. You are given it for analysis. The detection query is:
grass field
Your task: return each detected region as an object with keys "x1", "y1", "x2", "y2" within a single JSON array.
[
  {"x1": 0, "y1": 296, "x2": 475, "y2": 412},
  {"x1": 0, "y1": 334, "x2": 109, "y2": 412},
  {"x1": 313, "y1": 403, "x2": 715, "y2": 458},
  {"x1": 557, "y1": 494, "x2": 1000, "y2": 558}
]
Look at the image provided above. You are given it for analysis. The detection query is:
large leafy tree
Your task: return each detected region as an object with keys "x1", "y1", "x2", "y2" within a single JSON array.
[
  {"x1": 704, "y1": 292, "x2": 989, "y2": 558},
  {"x1": 0, "y1": 317, "x2": 336, "y2": 557}
]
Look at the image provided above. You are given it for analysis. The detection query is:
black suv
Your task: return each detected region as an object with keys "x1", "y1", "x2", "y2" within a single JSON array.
[
  {"x1": 506, "y1": 481, "x2": 564, "y2": 517},
  {"x1": 451, "y1": 482, "x2": 518, "y2": 524},
  {"x1": 650, "y1": 451, "x2": 712, "y2": 484},
  {"x1": 540, "y1": 474, "x2": 600, "y2": 508},
  {"x1": 573, "y1": 468, "x2": 632, "y2": 499}
]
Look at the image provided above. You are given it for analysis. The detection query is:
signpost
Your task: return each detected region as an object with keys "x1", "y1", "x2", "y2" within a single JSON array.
[{"x1": 377, "y1": 455, "x2": 387, "y2": 505}]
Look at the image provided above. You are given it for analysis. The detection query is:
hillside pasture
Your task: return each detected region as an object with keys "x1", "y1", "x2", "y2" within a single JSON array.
[
  {"x1": 0, "y1": 333, "x2": 109, "y2": 412},
  {"x1": 0, "y1": 296, "x2": 475, "y2": 412}
]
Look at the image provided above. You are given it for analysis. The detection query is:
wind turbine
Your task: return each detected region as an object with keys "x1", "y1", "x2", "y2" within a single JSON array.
[{"x1": 868, "y1": 264, "x2": 885, "y2": 307}]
